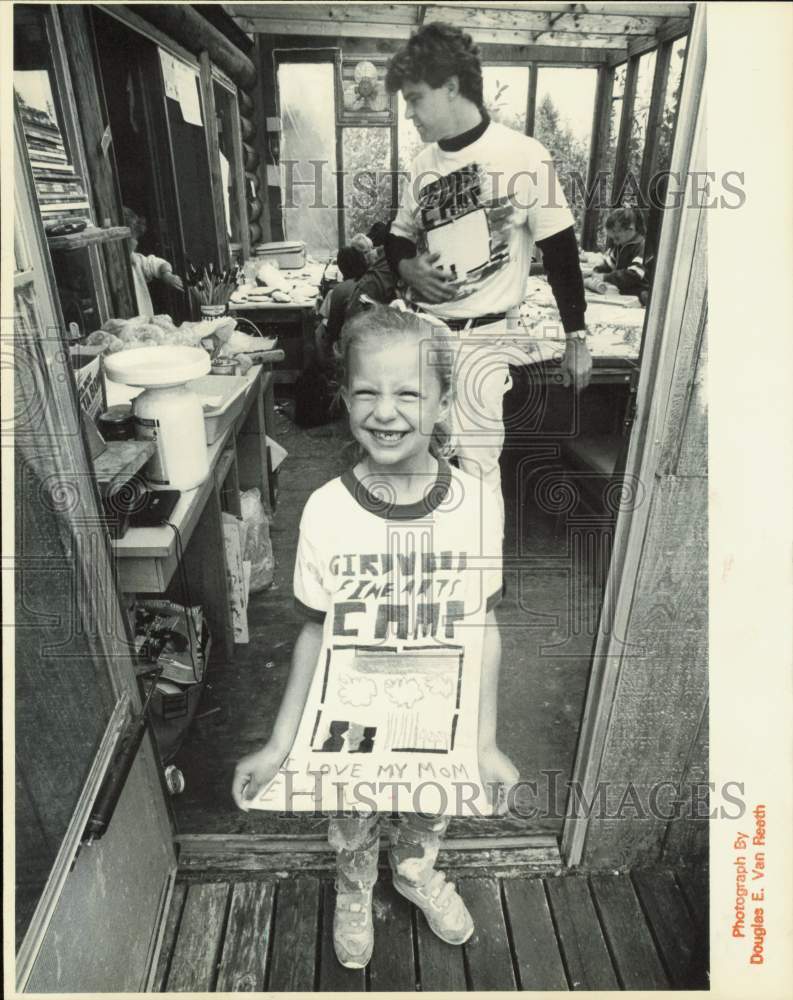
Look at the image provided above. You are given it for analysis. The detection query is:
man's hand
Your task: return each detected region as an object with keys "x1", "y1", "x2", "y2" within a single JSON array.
[
  {"x1": 478, "y1": 744, "x2": 520, "y2": 816},
  {"x1": 398, "y1": 252, "x2": 461, "y2": 304},
  {"x1": 163, "y1": 271, "x2": 184, "y2": 291},
  {"x1": 561, "y1": 336, "x2": 592, "y2": 391},
  {"x1": 231, "y1": 744, "x2": 284, "y2": 810}
]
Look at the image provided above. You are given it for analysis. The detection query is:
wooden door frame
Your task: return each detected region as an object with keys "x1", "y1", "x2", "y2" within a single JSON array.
[
  {"x1": 561, "y1": 2, "x2": 707, "y2": 868},
  {"x1": 11, "y1": 107, "x2": 176, "y2": 991}
]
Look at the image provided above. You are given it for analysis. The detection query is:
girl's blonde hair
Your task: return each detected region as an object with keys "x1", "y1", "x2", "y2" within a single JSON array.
[{"x1": 335, "y1": 305, "x2": 455, "y2": 460}]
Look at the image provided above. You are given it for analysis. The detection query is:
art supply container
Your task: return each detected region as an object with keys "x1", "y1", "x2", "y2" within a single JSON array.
[{"x1": 103, "y1": 346, "x2": 211, "y2": 491}]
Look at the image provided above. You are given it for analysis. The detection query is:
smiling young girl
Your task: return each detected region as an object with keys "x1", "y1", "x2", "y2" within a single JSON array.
[{"x1": 232, "y1": 305, "x2": 518, "y2": 969}]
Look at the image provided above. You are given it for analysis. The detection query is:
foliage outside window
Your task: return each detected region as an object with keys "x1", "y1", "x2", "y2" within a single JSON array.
[
  {"x1": 482, "y1": 66, "x2": 529, "y2": 132},
  {"x1": 342, "y1": 127, "x2": 392, "y2": 241},
  {"x1": 534, "y1": 67, "x2": 597, "y2": 238},
  {"x1": 655, "y1": 37, "x2": 688, "y2": 175},
  {"x1": 623, "y1": 50, "x2": 656, "y2": 204}
]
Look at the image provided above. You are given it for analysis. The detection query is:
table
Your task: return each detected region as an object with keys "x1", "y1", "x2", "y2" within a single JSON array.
[
  {"x1": 110, "y1": 365, "x2": 276, "y2": 658},
  {"x1": 229, "y1": 259, "x2": 325, "y2": 383}
]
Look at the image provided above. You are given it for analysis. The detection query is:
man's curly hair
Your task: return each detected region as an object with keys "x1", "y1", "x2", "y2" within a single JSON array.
[{"x1": 385, "y1": 23, "x2": 483, "y2": 108}]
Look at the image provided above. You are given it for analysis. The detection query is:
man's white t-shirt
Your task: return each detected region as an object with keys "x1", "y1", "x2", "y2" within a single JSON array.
[
  {"x1": 391, "y1": 121, "x2": 574, "y2": 321},
  {"x1": 256, "y1": 460, "x2": 503, "y2": 815}
]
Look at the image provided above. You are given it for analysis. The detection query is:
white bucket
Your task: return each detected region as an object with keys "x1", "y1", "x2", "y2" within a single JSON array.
[{"x1": 133, "y1": 384, "x2": 208, "y2": 489}]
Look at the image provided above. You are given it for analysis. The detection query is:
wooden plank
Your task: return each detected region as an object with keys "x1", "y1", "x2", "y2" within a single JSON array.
[
  {"x1": 200, "y1": 52, "x2": 232, "y2": 270},
  {"x1": 589, "y1": 874, "x2": 669, "y2": 988},
  {"x1": 268, "y1": 877, "x2": 320, "y2": 991},
  {"x1": 545, "y1": 875, "x2": 619, "y2": 989},
  {"x1": 582, "y1": 64, "x2": 614, "y2": 249},
  {"x1": 560, "y1": 9, "x2": 706, "y2": 870},
  {"x1": 457, "y1": 878, "x2": 516, "y2": 990},
  {"x1": 610, "y1": 53, "x2": 639, "y2": 204},
  {"x1": 45, "y1": 225, "x2": 131, "y2": 251},
  {"x1": 626, "y1": 17, "x2": 690, "y2": 59},
  {"x1": 146, "y1": 878, "x2": 183, "y2": 992},
  {"x1": 676, "y1": 317, "x2": 707, "y2": 477},
  {"x1": 369, "y1": 878, "x2": 417, "y2": 992},
  {"x1": 632, "y1": 868, "x2": 702, "y2": 988},
  {"x1": 166, "y1": 881, "x2": 229, "y2": 991},
  {"x1": 676, "y1": 866, "x2": 709, "y2": 932},
  {"x1": 415, "y1": 907, "x2": 468, "y2": 991},
  {"x1": 526, "y1": 62, "x2": 538, "y2": 136},
  {"x1": 662, "y1": 703, "x2": 709, "y2": 866},
  {"x1": 639, "y1": 39, "x2": 673, "y2": 200},
  {"x1": 317, "y1": 882, "x2": 366, "y2": 991},
  {"x1": 503, "y1": 878, "x2": 568, "y2": 989},
  {"x1": 215, "y1": 881, "x2": 276, "y2": 992},
  {"x1": 59, "y1": 6, "x2": 136, "y2": 317}
]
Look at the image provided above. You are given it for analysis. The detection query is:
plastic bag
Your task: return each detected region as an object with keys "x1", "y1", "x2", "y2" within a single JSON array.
[{"x1": 240, "y1": 488, "x2": 274, "y2": 591}]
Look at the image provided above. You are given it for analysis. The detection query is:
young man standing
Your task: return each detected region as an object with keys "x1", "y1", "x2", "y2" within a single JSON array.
[{"x1": 385, "y1": 23, "x2": 592, "y2": 528}]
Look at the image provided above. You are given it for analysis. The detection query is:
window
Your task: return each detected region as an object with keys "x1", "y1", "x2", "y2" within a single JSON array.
[
  {"x1": 534, "y1": 67, "x2": 598, "y2": 236},
  {"x1": 624, "y1": 51, "x2": 657, "y2": 203},
  {"x1": 278, "y1": 60, "x2": 339, "y2": 258}
]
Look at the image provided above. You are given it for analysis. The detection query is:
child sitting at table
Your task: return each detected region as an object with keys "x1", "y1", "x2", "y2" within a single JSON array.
[{"x1": 595, "y1": 206, "x2": 646, "y2": 296}]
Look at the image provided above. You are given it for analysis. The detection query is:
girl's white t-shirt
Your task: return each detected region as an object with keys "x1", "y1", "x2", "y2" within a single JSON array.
[
  {"x1": 391, "y1": 121, "x2": 575, "y2": 321},
  {"x1": 250, "y1": 461, "x2": 503, "y2": 816}
]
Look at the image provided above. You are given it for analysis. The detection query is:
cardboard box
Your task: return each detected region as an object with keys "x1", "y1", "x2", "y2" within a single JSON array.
[{"x1": 69, "y1": 344, "x2": 106, "y2": 421}]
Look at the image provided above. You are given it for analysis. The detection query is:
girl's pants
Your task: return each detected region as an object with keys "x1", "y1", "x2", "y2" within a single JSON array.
[{"x1": 328, "y1": 814, "x2": 450, "y2": 892}]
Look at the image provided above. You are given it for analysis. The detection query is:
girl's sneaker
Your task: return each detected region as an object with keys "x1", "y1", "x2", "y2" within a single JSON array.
[
  {"x1": 333, "y1": 888, "x2": 374, "y2": 968},
  {"x1": 392, "y1": 871, "x2": 474, "y2": 945}
]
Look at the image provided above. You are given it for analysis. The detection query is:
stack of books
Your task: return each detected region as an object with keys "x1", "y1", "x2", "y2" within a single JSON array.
[{"x1": 17, "y1": 95, "x2": 92, "y2": 225}]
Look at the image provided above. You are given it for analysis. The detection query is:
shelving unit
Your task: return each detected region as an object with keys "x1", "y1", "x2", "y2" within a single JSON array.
[
  {"x1": 46, "y1": 225, "x2": 131, "y2": 251},
  {"x1": 110, "y1": 365, "x2": 276, "y2": 659}
]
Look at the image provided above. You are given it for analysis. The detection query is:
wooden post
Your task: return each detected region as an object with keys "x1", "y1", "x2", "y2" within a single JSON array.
[
  {"x1": 562, "y1": 4, "x2": 707, "y2": 870},
  {"x1": 581, "y1": 64, "x2": 614, "y2": 250},
  {"x1": 639, "y1": 39, "x2": 673, "y2": 203},
  {"x1": 58, "y1": 5, "x2": 135, "y2": 317},
  {"x1": 526, "y1": 62, "x2": 538, "y2": 136},
  {"x1": 610, "y1": 54, "x2": 639, "y2": 207},
  {"x1": 200, "y1": 52, "x2": 232, "y2": 270}
]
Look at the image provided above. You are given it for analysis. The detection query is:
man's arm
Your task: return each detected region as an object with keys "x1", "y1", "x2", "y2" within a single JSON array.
[
  {"x1": 535, "y1": 226, "x2": 592, "y2": 391},
  {"x1": 535, "y1": 226, "x2": 587, "y2": 334},
  {"x1": 385, "y1": 232, "x2": 460, "y2": 304}
]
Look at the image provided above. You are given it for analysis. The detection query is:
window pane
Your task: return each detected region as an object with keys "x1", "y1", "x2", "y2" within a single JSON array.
[
  {"x1": 655, "y1": 37, "x2": 688, "y2": 174},
  {"x1": 397, "y1": 91, "x2": 427, "y2": 199},
  {"x1": 598, "y1": 62, "x2": 626, "y2": 244},
  {"x1": 342, "y1": 128, "x2": 392, "y2": 242},
  {"x1": 625, "y1": 50, "x2": 657, "y2": 201},
  {"x1": 483, "y1": 66, "x2": 528, "y2": 132},
  {"x1": 278, "y1": 62, "x2": 338, "y2": 258},
  {"x1": 534, "y1": 67, "x2": 598, "y2": 237}
]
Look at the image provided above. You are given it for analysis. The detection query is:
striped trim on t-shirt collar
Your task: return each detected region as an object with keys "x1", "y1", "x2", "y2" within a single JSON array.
[{"x1": 340, "y1": 458, "x2": 452, "y2": 520}]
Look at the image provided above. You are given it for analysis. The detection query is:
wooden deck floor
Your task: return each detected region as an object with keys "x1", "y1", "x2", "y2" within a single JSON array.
[{"x1": 151, "y1": 867, "x2": 708, "y2": 992}]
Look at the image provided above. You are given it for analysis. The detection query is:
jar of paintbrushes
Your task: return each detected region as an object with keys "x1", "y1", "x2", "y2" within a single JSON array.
[{"x1": 185, "y1": 261, "x2": 240, "y2": 319}]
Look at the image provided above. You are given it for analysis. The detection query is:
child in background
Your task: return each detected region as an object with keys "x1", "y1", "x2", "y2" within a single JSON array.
[
  {"x1": 316, "y1": 246, "x2": 369, "y2": 362},
  {"x1": 595, "y1": 206, "x2": 646, "y2": 295},
  {"x1": 123, "y1": 206, "x2": 184, "y2": 318},
  {"x1": 232, "y1": 306, "x2": 518, "y2": 969}
]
